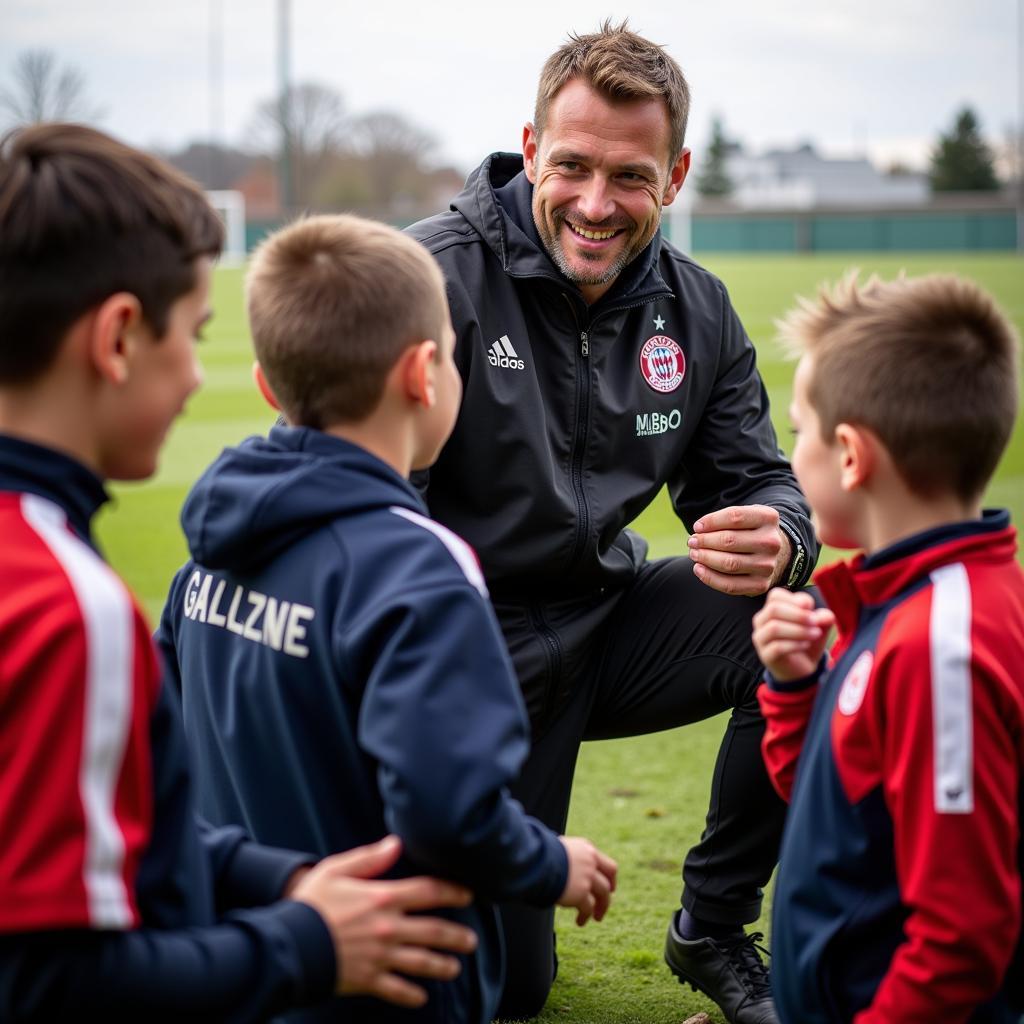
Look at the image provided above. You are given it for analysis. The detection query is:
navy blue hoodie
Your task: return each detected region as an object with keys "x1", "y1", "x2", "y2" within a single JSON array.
[{"x1": 157, "y1": 425, "x2": 569, "y2": 1023}]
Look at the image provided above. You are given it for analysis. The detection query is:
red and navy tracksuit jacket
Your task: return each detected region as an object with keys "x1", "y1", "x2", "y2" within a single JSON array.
[
  {"x1": 0, "y1": 434, "x2": 337, "y2": 1022},
  {"x1": 761, "y1": 512, "x2": 1024, "y2": 1024}
]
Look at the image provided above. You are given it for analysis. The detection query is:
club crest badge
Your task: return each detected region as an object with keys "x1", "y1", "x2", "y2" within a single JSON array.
[
  {"x1": 639, "y1": 336, "x2": 685, "y2": 394},
  {"x1": 837, "y1": 650, "x2": 874, "y2": 716}
]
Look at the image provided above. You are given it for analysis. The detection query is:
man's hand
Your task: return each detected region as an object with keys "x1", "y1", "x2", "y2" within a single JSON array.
[
  {"x1": 688, "y1": 505, "x2": 790, "y2": 596},
  {"x1": 556, "y1": 836, "x2": 618, "y2": 926},
  {"x1": 291, "y1": 835, "x2": 477, "y2": 1008},
  {"x1": 752, "y1": 588, "x2": 835, "y2": 682}
]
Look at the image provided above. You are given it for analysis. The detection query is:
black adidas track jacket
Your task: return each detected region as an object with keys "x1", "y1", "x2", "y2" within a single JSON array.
[{"x1": 408, "y1": 154, "x2": 816, "y2": 601}]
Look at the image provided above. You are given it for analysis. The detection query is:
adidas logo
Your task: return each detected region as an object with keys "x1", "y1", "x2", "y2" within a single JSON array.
[{"x1": 487, "y1": 335, "x2": 525, "y2": 370}]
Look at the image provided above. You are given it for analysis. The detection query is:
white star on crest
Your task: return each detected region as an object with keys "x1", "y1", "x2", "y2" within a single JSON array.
[{"x1": 653, "y1": 315, "x2": 666, "y2": 330}]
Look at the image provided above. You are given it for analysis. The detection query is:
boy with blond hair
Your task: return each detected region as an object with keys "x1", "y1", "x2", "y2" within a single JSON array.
[
  {"x1": 0, "y1": 124, "x2": 481, "y2": 1021},
  {"x1": 156, "y1": 213, "x2": 617, "y2": 1024},
  {"x1": 753, "y1": 273, "x2": 1024, "y2": 1023}
]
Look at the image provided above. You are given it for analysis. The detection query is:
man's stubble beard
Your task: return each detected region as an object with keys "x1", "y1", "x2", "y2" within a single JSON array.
[{"x1": 537, "y1": 206, "x2": 658, "y2": 288}]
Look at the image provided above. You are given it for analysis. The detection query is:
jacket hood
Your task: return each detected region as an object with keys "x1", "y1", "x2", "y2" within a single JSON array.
[
  {"x1": 451, "y1": 152, "x2": 664, "y2": 301},
  {"x1": 451, "y1": 153, "x2": 551, "y2": 277},
  {"x1": 180, "y1": 425, "x2": 424, "y2": 570}
]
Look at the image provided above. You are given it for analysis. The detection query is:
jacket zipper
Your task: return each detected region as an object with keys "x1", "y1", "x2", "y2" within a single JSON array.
[
  {"x1": 570, "y1": 326, "x2": 591, "y2": 570},
  {"x1": 562, "y1": 294, "x2": 592, "y2": 572},
  {"x1": 561, "y1": 292, "x2": 669, "y2": 573}
]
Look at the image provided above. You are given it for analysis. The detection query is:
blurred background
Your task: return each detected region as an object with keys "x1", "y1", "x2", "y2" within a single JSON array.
[{"x1": 1, "y1": 0, "x2": 1021, "y2": 252}]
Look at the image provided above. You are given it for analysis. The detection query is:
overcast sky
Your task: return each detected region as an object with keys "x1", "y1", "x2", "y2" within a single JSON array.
[{"x1": 0, "y1": 0, "x2": 1020, "y2": 177}]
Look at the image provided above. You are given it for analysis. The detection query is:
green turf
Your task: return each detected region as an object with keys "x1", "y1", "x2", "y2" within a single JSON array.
[{"x1": 95, "y1": 252, "x2": 1024, "y2": 1023}]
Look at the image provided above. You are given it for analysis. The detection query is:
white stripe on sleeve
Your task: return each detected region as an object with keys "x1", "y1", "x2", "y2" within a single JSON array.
[
  {"x1": 390, "y1": 506, "x2": 488, "y2": 597},
  {"x1": 22, "y1": 493, "x2": 135, "y2": 927},
  {"x1": 929, "y1": 562, "x2": 974, "y2": 814}
]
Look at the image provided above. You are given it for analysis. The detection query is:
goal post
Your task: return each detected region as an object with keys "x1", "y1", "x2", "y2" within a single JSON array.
[
  {"x1": 205, "y1": 189, "x2": 247, "y2": 267},
  {"x1": 666, "y1": 186, "x2": 693, "y2": 254}
]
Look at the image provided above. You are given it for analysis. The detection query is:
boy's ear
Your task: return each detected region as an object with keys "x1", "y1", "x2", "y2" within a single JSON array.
[
  {"x1": 402, "y1": 339, "x2": 438, "y2": 409},
  {"x1": 835, "y1": 423, "x2": 875, "y2": 491},
  {"x1": 252, "y1": 362, "x2": 281, "y2": 411},
  {"x1": 89, "y1": 292, "x2": 144, "y2": 384}
]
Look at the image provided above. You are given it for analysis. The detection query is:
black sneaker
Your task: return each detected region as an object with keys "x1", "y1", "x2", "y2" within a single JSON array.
[{"x1": 664, "y1": 914, "x2": 778, "y2": 1024}]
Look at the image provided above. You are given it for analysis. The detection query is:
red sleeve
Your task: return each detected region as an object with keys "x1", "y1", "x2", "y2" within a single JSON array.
[
  {"x1": 758, "y1": 679, "x2": 820, "y2": 802},
  {"x1": 0, "y1": 498, "x2": 155, "y2": 933},
  {"x1": 854, "y1": 574, "x2": 1022, "y2": 1024}
]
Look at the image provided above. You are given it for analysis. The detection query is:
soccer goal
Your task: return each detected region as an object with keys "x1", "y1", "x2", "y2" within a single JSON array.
[
  {"x1": 666, "y1": 186, "x2": 693, "y2": 254},
  {"x1": 206, "y1": 189, "x2": 247, "y2": 267}
]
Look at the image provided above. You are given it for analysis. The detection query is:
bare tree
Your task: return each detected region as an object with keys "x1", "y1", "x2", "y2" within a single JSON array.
[
  {"x1": 346, "y1": 110, "x2": 438, "y2": 209},
  {"x1": 250, "y1": 81, "x2": 347, "y2": 208},
  {"x1": 247, "y1": 83, "x2": 454, "y2": 218},
  {"x1": 0, "y1": 50, "x2": 101, "y2": 127},
  {"x1": 348, "y1": 110, "x2": 436, "y2": 161}
]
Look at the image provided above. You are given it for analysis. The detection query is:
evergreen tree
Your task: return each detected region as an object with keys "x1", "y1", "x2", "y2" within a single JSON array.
[
  {"x1": 696, "y1": 116, "x2": 734, "y2": 198},
  {"x1": 929, "y1": 107, "x2": 1000, "y2": 192}
]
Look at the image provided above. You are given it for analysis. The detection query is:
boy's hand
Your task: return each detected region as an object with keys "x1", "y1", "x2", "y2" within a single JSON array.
[
  {"x1": 688, "y1": 505, "x2": 789, "y2": 596},
  {"x1": 291, "y1": 835, "x2": 477, "y2": 1007},
  {"x1": 752, "y1": 588, "x2": 835, "y2": 682},
  {"x1": 557, "y1": 836, "x2": 618, "y2": 926}
]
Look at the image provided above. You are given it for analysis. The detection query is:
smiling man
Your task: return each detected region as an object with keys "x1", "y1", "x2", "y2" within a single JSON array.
[
  {"x1": 526, "y1": 77, "x2": 687, "y2": 300},
  {"x1": 407, "y1": 21, "x2": 817, "y2": 1024}
]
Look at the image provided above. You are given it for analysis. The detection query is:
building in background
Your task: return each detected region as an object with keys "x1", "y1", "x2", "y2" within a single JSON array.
[
  {"x1": 676, "y1": 143, "x2": 1017, "y2": 253},
  {"x1": 721, "y1": 143, "x2": 928, "y2": 209}
]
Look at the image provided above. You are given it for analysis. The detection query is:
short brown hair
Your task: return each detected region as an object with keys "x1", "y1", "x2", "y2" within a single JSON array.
[
  {"x1": 0, "y1": 123, "x2": 223, "y2": 384},
  {"x1": 535, "y1": 19, "x2": 691, "y2": 165},
  {"x1": 246, "y1": 214, "x2": 449, "y2": 428},
  {"x1": 779, "y1": 272, "x2": 1020, "y2": 502}
]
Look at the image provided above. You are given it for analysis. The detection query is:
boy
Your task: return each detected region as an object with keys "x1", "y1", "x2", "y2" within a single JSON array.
[
  {"x1": 0, "y1": 123, "x2": 480, "y2": 1021},
  {"x1": 155, "y1": 214, "x2": 618, "y2": 1023},
  {"x1": 752, "y1": 273, "x2": 1024, "y2": 1023}
]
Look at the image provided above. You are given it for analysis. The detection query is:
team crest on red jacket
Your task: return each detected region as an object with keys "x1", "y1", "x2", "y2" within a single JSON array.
[
  {"x1": 639, "y1": 336, "x2": 685, "y2": 393},
  {"x1": 837, "y1": 650, "x2": 873, "y2": 716}
]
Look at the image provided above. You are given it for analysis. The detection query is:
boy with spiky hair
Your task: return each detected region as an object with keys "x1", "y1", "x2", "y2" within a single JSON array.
[
  {"x1": 156, "y1": 213, "x2": 617, "y2": 1024},
  {"x1": 753, "y1": 273, "x2": 1024, "y2": 1023},
  {"x1": 0, "y1": 123, "x2": 480, "y2": 1021}
]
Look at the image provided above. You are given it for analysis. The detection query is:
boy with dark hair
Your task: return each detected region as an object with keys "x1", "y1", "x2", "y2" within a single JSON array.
[
  {"x1": 753, "y1": 272, "x2": 1024, "y2": 1023},
  {"x1": 0, "y1": 123, "x2": 480, "y2": 1022},
  {"x1": 156, "y1": 213, "x2": 618, "y2": 1024}
]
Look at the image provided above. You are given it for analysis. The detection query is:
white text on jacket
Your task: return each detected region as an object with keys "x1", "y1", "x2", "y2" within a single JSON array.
[{"x1": 182, "y1": 571, "x2": 315, "y2": 658}]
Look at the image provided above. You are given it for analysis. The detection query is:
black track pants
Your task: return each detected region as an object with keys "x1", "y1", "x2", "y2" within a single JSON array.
[{"x1": 492, "y1": 557, "x2": 787, "y2": 1020}]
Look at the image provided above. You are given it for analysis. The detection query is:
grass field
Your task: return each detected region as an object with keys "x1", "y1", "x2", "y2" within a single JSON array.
[{"x1": 96, "y1": 252, "x2": 1024, "y2": 1023}]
